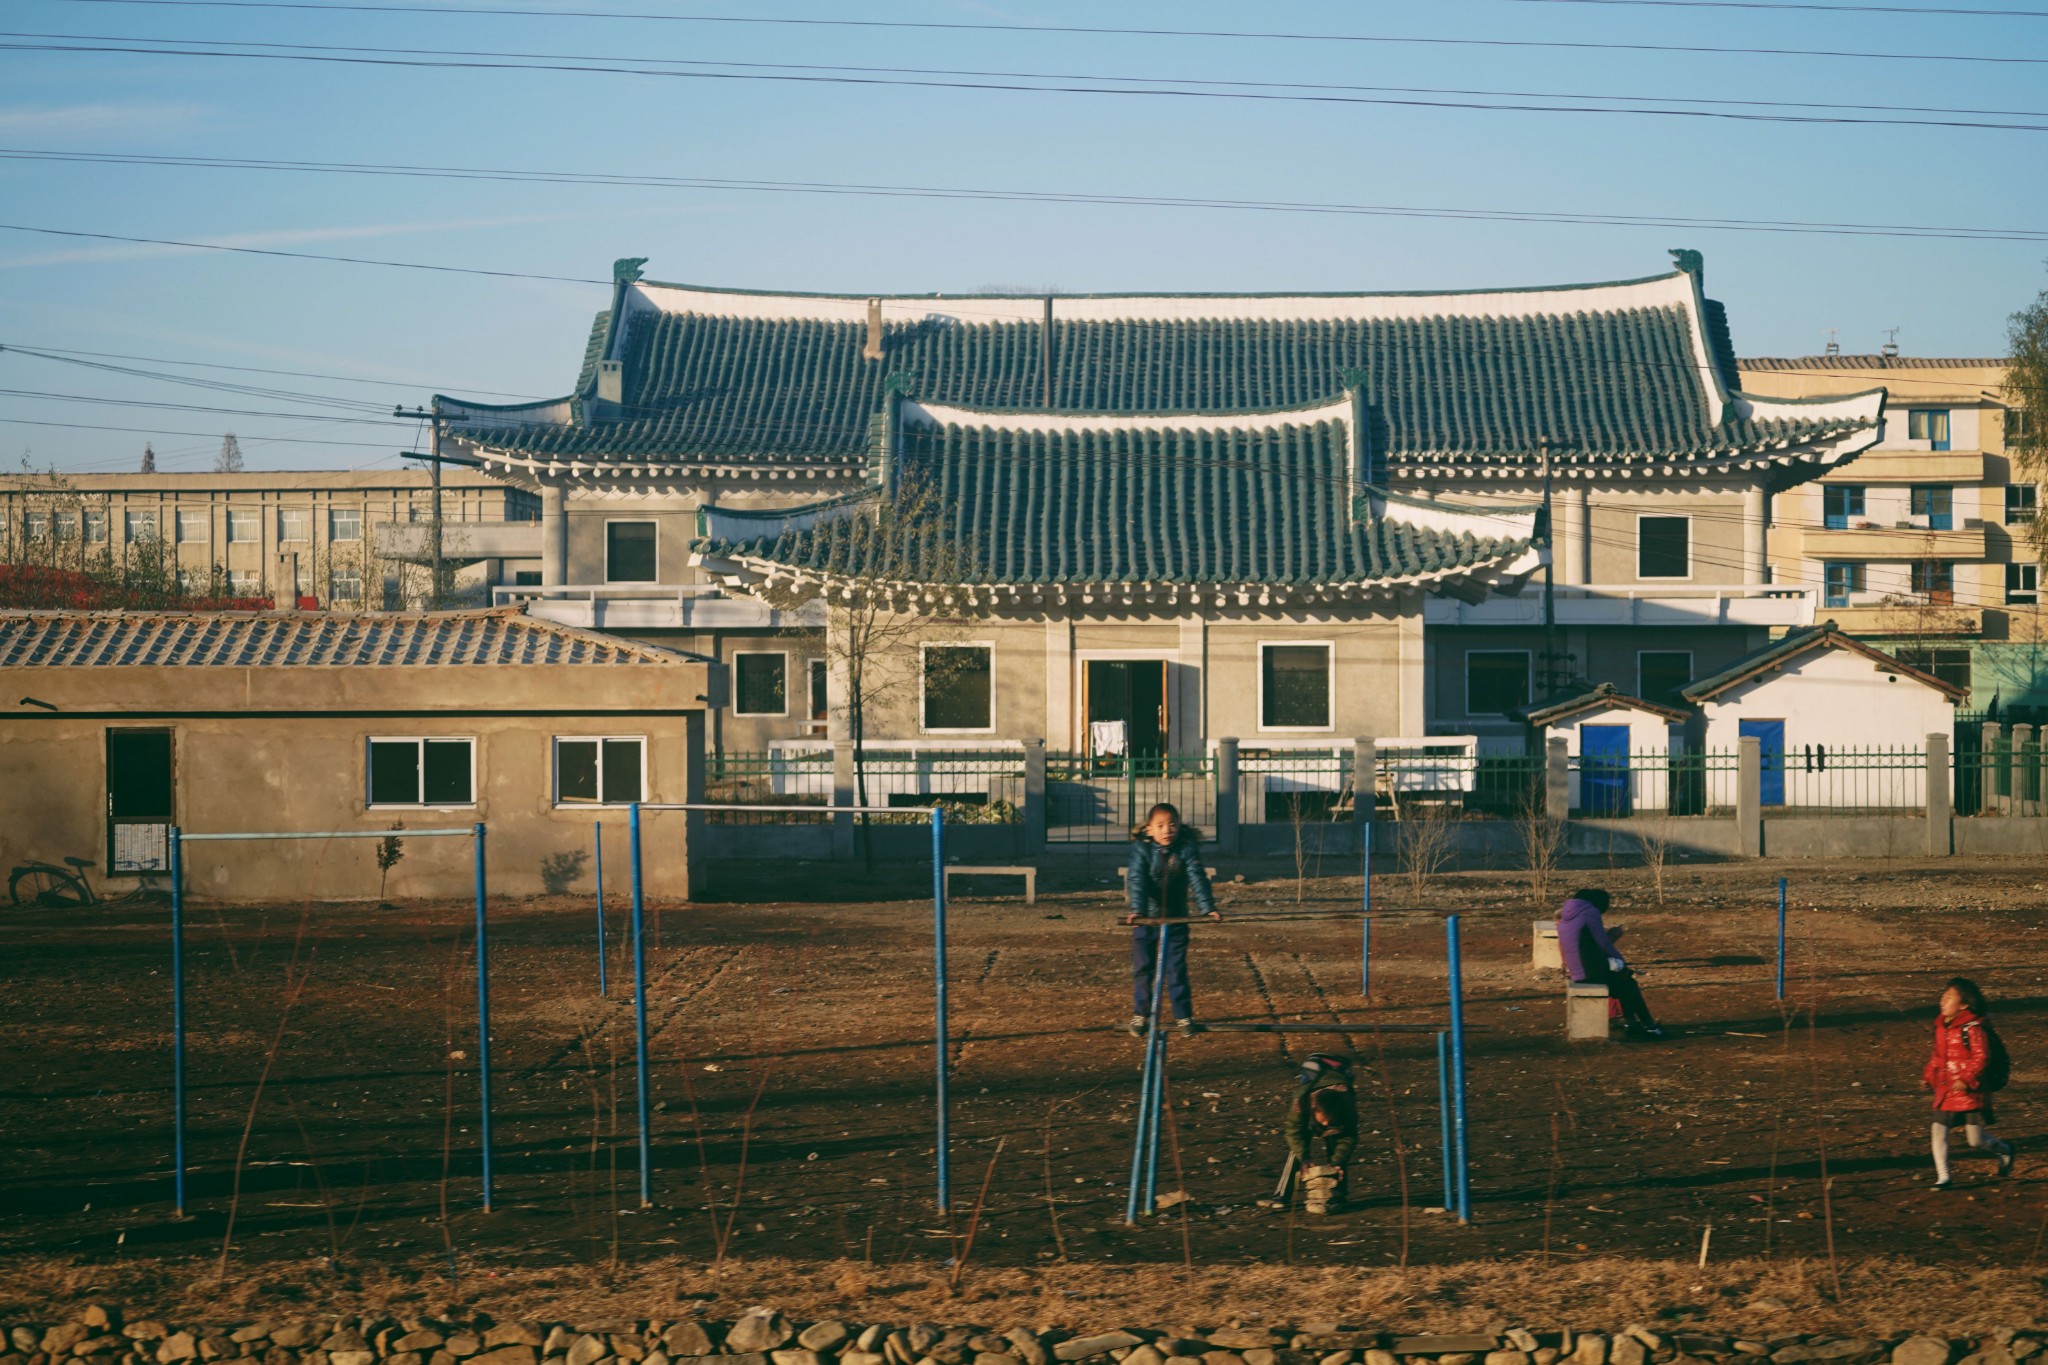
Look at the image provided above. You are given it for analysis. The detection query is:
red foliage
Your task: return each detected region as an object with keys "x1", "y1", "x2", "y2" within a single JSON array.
[{"x1": 0, "y1": 564, "x2": 275, "y2": 612}]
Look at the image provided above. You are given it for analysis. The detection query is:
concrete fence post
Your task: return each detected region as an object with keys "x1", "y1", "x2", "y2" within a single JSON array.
[
  {"x1": 1981, "y1": 721, "x2": 2003, "y2": 815},
  {"x1": 1926, "y1": 732, "x2": 1952, "y2": 857},
  {"x1": 832, "y1": 740, "x2": 856, "y2": 859},
  {"x1": 1544, "y1": 735, "x2": 1570, "y2": 821},
  {"x1": 1353, "y1": 737, "x2": 1377, "y2": 849},
  {"x1": 1022, "y1": 738, "x2": 1047, "y2": 856},
  {"x1": 682, "y1": 711, "x2": 708, "y2": 899},
  {"x1": 2015, "y1": 724, "x2": 2038, "y2": 814},
  {"x1": 1215, "y1": 737, "x2": 1241, "y2": 856},
  {"x1": 1737, "y1": 735, "x2": 1762, "y2": 858}
]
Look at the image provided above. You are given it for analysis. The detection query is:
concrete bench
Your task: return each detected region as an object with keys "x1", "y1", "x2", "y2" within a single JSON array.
[
  {"x1": 944, "y1": 864, "x2": 1036, "y2": 905},
  {"x1": 1532, "y1": 920, "x2": 1562, "y2": 971},
  {"x1": 1566, "y1": 981, "x2": 1612, "y2": 1041}
]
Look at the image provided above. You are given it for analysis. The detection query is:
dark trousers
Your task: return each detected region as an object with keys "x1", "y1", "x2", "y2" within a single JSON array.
[
  {"x1": 1131, "y1": 921, "x2": 1193, "y2": 1021},
  {"x1": 1576, "y1": 927, "x2": 1657, "y2": 1029}
]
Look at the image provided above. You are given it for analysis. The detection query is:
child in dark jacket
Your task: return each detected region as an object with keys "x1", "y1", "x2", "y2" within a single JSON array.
[
  {"x1": 1123, "y1": 802, "x2": 1220, "y2": 1037},
  {"x1": 1557, "y1": 887, "x2": 1664, "y2": 1039},
  {"x1": 1923, "y1": 976, "x2": 2017, "y2": 1189},
  {"x1": 1285, "y1": 1053, "x2": 1358, "y2": 1214}
]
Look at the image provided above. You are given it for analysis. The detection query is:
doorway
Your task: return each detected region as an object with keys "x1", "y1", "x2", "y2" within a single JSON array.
[
  {"x1": 106, "y1": 728, "x2": 174, "y2": 873},
  {"x1": 1739, "y1": 718, "x2": 1787, "y2": 807},
  {"x1": 1578, "y1": 723, "x2": 1632, "y2": 817},
  {"x1": 1084, "y1": 659, "x2": 1168, "y2": 768}
]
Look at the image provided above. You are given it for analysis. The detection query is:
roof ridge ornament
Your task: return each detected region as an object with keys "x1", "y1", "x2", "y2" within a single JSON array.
[
  {"x1": 1668, "y1": 248, "x2": 1703, "y2": 282},
  {"x1": 612, "y1": 257, "x2": 648, "y2": 284}
]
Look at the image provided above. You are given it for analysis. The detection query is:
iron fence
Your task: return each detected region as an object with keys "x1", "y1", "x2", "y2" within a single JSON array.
[
  {"x1": 1377, "y1": 751, "x2": 1545, "y2": 820},
  {"x1": 1765, "y1": 746, "x2": 1930, "y2": 814},
  {"x1": 1045, "y1": 751, "x2": 1214, "y2": 842},
  {"x1": 704, "y1": 748, "x2": 1026, "y2": 825},
  {"x1": 1237, "y1": 747, "x2": 1351, "y2": 825}
]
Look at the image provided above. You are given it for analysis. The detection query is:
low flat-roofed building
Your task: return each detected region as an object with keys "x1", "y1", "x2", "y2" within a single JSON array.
[{"x1": 0, "y1": 605, "x2": 707, "y2": 901}]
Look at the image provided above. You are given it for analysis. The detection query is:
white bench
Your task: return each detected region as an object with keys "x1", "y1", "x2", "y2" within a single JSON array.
[
  {"x1": 943, "y1": 864, "x2": 1036, "y2": 905},
  {"x1": 1566, "y1": 981, "x2": 1612, "y2": 1041},
  {"x1": 1532, "y1": 920, "x2": 1563, "y2": 971}
]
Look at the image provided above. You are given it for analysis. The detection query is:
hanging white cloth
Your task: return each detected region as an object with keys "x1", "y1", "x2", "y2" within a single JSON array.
[{"x1": 1090, "y1": 719, "x2": 1129, "y2": 758}]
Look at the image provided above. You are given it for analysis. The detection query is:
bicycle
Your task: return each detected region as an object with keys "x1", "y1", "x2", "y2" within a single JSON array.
[{"x1": 8, "y1": 855, "x2": 161, "y2": 908}]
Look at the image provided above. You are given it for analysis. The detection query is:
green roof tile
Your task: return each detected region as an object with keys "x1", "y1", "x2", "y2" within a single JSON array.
[{"x1": 699, "y1": 419, "x2": 1531, "y2": 588}]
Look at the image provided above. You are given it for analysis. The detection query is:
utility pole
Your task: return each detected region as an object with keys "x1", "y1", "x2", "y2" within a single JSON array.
[
  {"x1": 394, "y1": 402, "x2": 446, "y2": 608},
  {"x1": 1539, "y1": 435, "x2": 1559, "y2": 696}
]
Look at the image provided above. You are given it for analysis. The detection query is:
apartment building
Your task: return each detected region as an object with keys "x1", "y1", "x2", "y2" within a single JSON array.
[
  {"x1": 0, "y1": 470, "x2": 540, "y2": 607},
  {"x1": 1748, "y1": 353, "x2": 2040, "y2": 704}
]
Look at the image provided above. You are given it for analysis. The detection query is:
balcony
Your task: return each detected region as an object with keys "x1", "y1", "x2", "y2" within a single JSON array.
[
  {"x1": 493, "y1": 582, "x2": 825, "y2": 630},
  {"x1": 1824, "y1": 594, "x2": 1983, "y2": 636},
  {"x1": 1792, "y1": 521, "x2": 1990, "y2": 560},
  {"x1": 377, "y1": 521, "x2": 540, "y2": 564},
  {"x1": 1821, "y1": 451, "x2": 1985, "y2": 483},
  {"x1": 1423, "y1": 583, "x2": 1815, "y2": 628}
]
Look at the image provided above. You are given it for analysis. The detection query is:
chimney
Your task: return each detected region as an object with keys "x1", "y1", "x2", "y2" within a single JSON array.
[
  {"x1": 1041, "y1": 295, "x2": 1055, "y2": 408},
  {"x1": 864, "y1": 298, "x2": 884, "y2": 361},
  {"x1": 597, "y1": 358, "x2": 623, "y2": 404}
]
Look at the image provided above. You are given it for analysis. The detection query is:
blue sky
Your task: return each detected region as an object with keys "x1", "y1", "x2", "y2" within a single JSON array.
[{"x1": 2, "y1": 0, "x2": 2045, "y2": 473}]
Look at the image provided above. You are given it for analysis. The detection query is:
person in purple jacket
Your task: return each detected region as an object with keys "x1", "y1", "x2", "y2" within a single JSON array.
[{"x1": 1557, "y1": 887, "x2": 1665, "y2": 1039}]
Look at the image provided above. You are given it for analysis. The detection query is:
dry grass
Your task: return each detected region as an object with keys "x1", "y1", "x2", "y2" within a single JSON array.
[{"x1": 5, "y1": 1254, "x2": 2048, "y2": 1336}]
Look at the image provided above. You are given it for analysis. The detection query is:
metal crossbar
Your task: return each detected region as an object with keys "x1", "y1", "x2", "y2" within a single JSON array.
[
  {"x1": 633, "y1": 802, "x2": 936, "y2": 814},
  {"x1": 177, "y1": 828, "x2": 475, "y2": 841}
]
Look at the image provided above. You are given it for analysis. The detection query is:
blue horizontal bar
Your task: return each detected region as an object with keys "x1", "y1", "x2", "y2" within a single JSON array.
[
  {"x1": 636, "y1": 803, "x2": 937, "y2": 814},
  {"x1": 177, "y1": 828, "x2": 478, "y2": 842}
]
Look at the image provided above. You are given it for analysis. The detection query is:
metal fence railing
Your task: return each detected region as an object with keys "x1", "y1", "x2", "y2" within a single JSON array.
[
  {"x1": 1377, "y1": 752, "x2": 1546, "y2": 820},
  {"x1": 1046, "y1": 752, "x2": 1215, "y2": 842},
  {"x1": 1565, "y1": 750, "x2": 1741, "y2": 818},
  {"x1": 1238, "y1": 747, "x2": 1350, "y2": 824},
  {"x1": 705, "y1": 748, "x2": 1026, "y2": 824},
  {"x1": 704, "y1": 749, "x2": 832, "y2": 824},
  {"x1": 1767, "y1": 746, "x2": 1930, "y2": 814}
]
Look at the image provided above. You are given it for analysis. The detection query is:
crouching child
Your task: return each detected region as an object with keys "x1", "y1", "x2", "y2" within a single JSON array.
[{"x1": 1286, "y1": 1053, "x2": 1358, "y2": 1213}]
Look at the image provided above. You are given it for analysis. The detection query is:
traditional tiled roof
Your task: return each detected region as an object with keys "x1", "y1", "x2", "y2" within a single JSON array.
[
  {"x1": 1681, "y1": 621, "x2": 1966, "y2": 703},
  {"x1": 695, "y1": 408, "x2": 1539, "y2": 598},
  {"x1": 448, "y1": 263, "x2": 1882, "y2": 482},
  {"x1": 0, "y1": 605, "x2": 692, "y2": 668},
  {"x1": 1519, "y1": 681, "x2": 1689, "y2": 726},
  {"x1": 1740, "y1": 355, "x2": 2008, "y2": 371}
]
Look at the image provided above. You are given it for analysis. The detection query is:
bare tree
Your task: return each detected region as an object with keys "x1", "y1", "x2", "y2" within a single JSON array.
[
  {"x1": 215, "y1": 433, "x2": 245, "y2": 473},
  {"x1": 140, "y1": 443, "x2": 156, "y2": 473}
]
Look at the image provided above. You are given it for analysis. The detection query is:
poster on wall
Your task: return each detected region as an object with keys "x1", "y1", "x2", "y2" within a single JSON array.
[{"x1": 112, "y1": 822, "x2": 169, "y2": 873}]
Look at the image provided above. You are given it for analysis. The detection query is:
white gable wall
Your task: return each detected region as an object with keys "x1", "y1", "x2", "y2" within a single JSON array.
[
  {"x1": 1550, "y1": 701, "x2": 1679, "y2": 810},
  {"x1": 1697, "y1": 646, "x2": 1953, "y2": 807}
]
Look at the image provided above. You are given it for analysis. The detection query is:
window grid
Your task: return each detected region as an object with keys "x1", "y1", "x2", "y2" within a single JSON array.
[{"x1": 554, "y1": 737, "x2": 646, "y2": 806}]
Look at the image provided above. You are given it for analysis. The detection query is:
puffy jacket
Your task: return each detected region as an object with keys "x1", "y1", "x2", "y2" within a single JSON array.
[
  {"x1": 1126, "y1": 830, "x2": 1218, "y2": 919},
  {"x1": 1285, "y1": 1076, "x2": 1358, "y2": 1165},
  {"x1": 1923, "y1": 1007, "x2": 1995, "y2": 1112},
  {"x1": 1556, "y1": 896, "x2": 1623, "y2": 982}
]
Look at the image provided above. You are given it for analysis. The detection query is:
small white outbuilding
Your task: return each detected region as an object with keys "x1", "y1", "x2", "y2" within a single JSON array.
[
  {"x1": 1680, "y1": 621, "x2": 1964, "y2": 809},
  {"x1": 1521, "y1": 682, "x2": 1689, "y2": 815}
]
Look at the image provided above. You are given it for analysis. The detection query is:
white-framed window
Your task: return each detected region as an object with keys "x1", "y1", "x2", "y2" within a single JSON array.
[
  {"x1": 124, "y1": 510, "x2": 159, "y2": 543},
  {"x1": 227, "y1": 568, "x2": 261, "y2": 597},
  {"x1": 23, "y1": 510, "x2": 49, "y2": 541},
  {"x1": 329, "y1": 571, "x2": 363, "y2": 604},
  {"x1": 329, "y1": 507, "x2": 363, "y2": 542},
  {"x1": 175, "y1": 508, "x2": 209, "y2": 544},
  {"x1": 226, "y1": 508, "x2": 259, "y2": 543},
  {"x1": 553, "y1": 736, "x2": 646, "y2": 806},
  {"x1": 1636, "y1": 650, "x2": 1693, "y2": 707},
  {"x1": 606, "y1": 520, "x2": 658, "y2": 583},
  {"x1": 921, "y1": 642, "x2": 994, "y2": 733},
  {"x1": 278, "y1": 508, "x2": 311, "y2": 542},
  {"x1": 731, "y1": 651, "x2": 789, "y2": 717},
  {"x1": 82, "y1": 510, "x2": 108, "y2": 543},
  {"x1": 1636, "y1": 515, "x2": 1691, "y2": 580},
  {"x1": 1258, "y1": 640, "x2": 1334, "y2": 731},
  {"x1": 367, "y1": 737, "x2": 475, "y2": 807},
  {"x1": 2008, "y1": 563, "x2": 2039, "y2": 606},
  {"x1": 52, "y1": 510, "x2": 77, "y2": 541},
  {"x1": 1465, "y1": 649, "x2": 1532, "y2": 716}
]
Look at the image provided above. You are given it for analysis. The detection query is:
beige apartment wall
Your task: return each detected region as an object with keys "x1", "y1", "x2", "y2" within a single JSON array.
[
  {"x1": 564, "y1": 499, "x2": 704, "y2": 585},
  {"x1": 0, "y1": 663, "x2": 705, "y2": 900},
  {"x1": 1584, "y1": 488, "x2": 1752, "y2": 586}
]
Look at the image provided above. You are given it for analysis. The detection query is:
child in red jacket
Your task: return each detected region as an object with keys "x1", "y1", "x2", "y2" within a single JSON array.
[{"x1": 1922, "y1": 977, "x2": 2016, "y2": 1190}]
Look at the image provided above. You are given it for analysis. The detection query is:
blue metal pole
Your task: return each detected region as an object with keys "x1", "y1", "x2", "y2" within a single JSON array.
[
  {"x1": 629, "y1": 803, "x2": 653, "y2": 1207},
  {"x1": 1437, "y1": 1030, "x2": 1453, "y2": 1212},
  {"x1": 594, "y1": 820, "x2": 607, "y2": 998},
  {"x1": 1361, "y1": 830, "x2": 1373, "y2": 998},
  {"x1": 472, "y1": 823, "x2": 494, "y2": 1212},
  {"x1": 169, "y1": 827, "x2": 187, "y2": 1218},
  {"x1": 1447, "y1": 915, "x2": 1471, "y2": 1223},
  {"x1": 1776, "y1": 876, "x2": 1788, "y2": 1001},
  {"x1": 1143, "y1": 1022, "x2": 1166, "y2": 1214},
  {"x1": 931, "y1": 806, "x2": 950, "y2": 1213},
  {"x1": 1124, "y1": 918, "x2": 1171, "y2": 1222}
]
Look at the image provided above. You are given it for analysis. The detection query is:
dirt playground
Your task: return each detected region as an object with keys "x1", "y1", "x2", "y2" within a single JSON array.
[{"x1": 4, "y1": 854, "x2": 2045, "y2": 1284}]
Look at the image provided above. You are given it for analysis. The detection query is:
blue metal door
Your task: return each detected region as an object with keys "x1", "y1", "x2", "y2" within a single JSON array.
[
  {"x1": 1741, "y1": 719, "x2": 1787, "y2": 807},
  {"x1": 1579, "y1": 724, "x2": 1632, "y2": 816}
]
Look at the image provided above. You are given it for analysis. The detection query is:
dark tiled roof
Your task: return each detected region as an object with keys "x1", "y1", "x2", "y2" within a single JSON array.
[
  {"x1": 0, "y1": 606, "x2": 690, "y2": 668},
  {"x1": 463, "y1": 297, "x2": 1871, "y2": 470},
  {"x1": 1739, "y1": 355, "x2": 2008, "y2": 371},
  {"x1": 700, "y1": 419, "x2": 1533, "y2": 587},
  {"x1": 1520, "y1": 681, "x2": 1689, "y2": 725}
]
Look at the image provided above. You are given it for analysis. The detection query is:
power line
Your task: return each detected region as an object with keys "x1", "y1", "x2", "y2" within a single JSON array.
[
  {"x1": 0, "y1": 340, "x2": 550, "y2": 400},
  {"x1": 13, "y1": 31, "x2": 2048, "y2": 128},
  {"x1": 0, "y1": 221, "x2": 608, "y2": 284},
  {"x1": 0, "y1": 386, "x2": 419, "y2": 425},
  {"x1": 1505, "y1": 0, "x2": 2048, "y2": 16},
  {"x1": 34, "y1": 0, "x2": 2048, "y2": 66},
  {"x1": 0, "y1": 416, "x2": 412, "y2": 448},
  {"x1": 13, "y1": 33, "x2": 2048, "y2": 126}
]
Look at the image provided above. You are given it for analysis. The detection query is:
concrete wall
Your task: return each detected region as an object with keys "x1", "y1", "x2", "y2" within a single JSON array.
[
  {"x1": 0, "y1": 663, "x2": 705, "y2": 901},
  {"x1": 1585, "y1": 488, "x2": 1752, "y2": 587}
]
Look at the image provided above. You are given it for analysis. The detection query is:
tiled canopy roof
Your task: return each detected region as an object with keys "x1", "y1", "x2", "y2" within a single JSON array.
[
  {"x1": 451, "y1": 267, "x2": 1879, "y2": 477},
  {"x1": 0, "y1": 606, "x2": 690, "y2": 668},
  {"x1": 1681, "y1": 621, "x2": 1967, "y2": 704},
  {"x1": 697, "y1": 416, "x2": 1535, "y2": 590}
]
